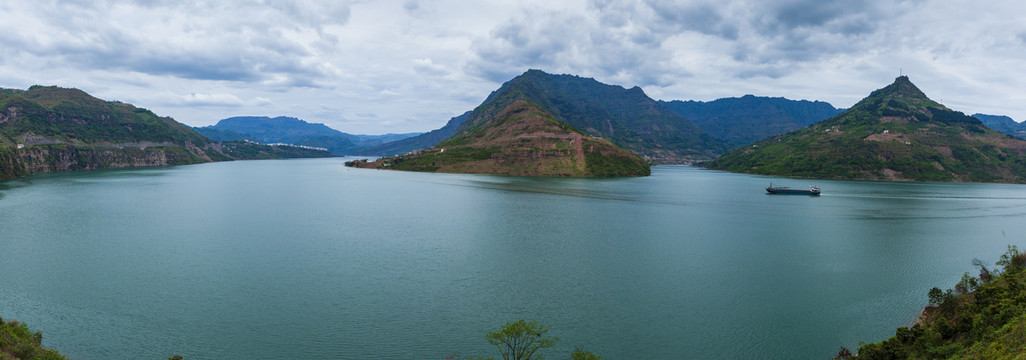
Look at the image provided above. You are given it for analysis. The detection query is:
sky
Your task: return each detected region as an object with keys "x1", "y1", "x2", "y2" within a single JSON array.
[{"x1": 1, "y1": 0, "x2": 1025, "y2": 135}]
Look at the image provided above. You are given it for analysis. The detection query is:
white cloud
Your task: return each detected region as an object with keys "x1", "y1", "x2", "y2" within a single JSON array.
[
  {"x1": 172, "y1": 93, "x2": 247, "y2": 107},
  {"x1": 1, "y1": 0, "x2": 1025, "y2": 134},
  {"x1": 412, "y1": 58, "x2": 449, "y2": 76}
]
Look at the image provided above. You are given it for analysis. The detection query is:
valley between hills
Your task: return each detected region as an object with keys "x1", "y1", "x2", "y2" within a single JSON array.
[{"x1": 3, "y1": 69, "x2": 1026, "y2": 182}]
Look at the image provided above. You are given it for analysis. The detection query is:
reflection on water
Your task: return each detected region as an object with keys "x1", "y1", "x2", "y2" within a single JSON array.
[{"x1": 1, "y1": 159, "x2": 1025, "y2": 359}]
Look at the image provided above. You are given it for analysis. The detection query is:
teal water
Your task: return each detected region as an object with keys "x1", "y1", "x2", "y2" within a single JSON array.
[{"x1": 1, "y1": 158, "x2": 1025, "y2": 359}]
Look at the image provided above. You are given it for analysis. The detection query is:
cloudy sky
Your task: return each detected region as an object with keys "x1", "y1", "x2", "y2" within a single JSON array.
[{"x1": 1, "y1": 0, "x2": 1024, "y2": 134}]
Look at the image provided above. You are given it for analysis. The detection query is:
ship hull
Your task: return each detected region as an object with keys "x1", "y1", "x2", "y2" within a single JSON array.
[{"x1": 766, "y1": 187, "x2": 820, "y2": 195}]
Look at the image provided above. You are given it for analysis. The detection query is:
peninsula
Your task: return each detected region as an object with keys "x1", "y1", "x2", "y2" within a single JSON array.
[{"x1": 346, "y1": 101, "x2": 650, "y2": 177}]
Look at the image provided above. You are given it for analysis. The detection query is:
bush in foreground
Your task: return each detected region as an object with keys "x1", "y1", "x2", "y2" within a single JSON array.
[
  {"x1": 0, "y1": 318, "x2": 67, "y2": 360},
  {"x1": 843, "y1": 245, "x2": 1026, "y2": 359}
]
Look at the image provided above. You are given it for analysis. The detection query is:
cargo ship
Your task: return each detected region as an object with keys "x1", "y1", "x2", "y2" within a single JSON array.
[{"x1": 766, "y1": 183, "x2": 820, "y2": 195}]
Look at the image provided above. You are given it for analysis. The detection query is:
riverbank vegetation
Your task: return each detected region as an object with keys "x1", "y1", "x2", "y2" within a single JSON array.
[
  {"x1": 845, "y1": 245, "x2": 1026, "y2": 359},
  {"x1": 0, "y1": 317, "x2": 66, "y2": 360}
]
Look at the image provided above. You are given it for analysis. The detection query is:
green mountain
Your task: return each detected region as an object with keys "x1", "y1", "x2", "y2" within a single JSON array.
[
  {"x1": 346, "y1": 101, "x2": 650, "y2": 177},
  {"x1": 454, "y1": 69, "x2": 725, "y2": 163},
  {"x1": 660, "y1": 95, "x2": 842, "y2": 148},
  {"x1": 973, "y1": 113, "x2": 1026, "y2": 140},
  {"x1": 0, "y1": 86, "x2": 331, "y2": 181},
  {"x1": 705, "y1": 76, "x2": 1026, "y2": 183},
  {"x1": 195, "y1": 116, "x2": 421, "y2": 155}
]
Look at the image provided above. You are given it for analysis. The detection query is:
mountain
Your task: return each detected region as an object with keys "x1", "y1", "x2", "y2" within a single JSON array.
[
  {"x1": 973, "y1": 113, "x2": 1026, "y2": 140},
  {"x1": 705, "y1": 76, "x2": 1026, "y2": 183},
  {"x1": 0, "y1": 85, "x2": 221, "y2": 180},
  {"x1": 346, "y1": 101, "x2": 649, "y2": 177},
  {"x1": 195, "y1": 116, "x2": 421, "y2": 155},
  {"x1": 359, "y1": 111, "x2": 470, "y2": 156},
  {"x1": 453, "y1": 69, "x2": 725, "y2": 163},
  {"x1": 660, "y1": 95, "x2": 843, "y2": 148},
  {"x1": 0, "y1": 86, "x2": 331, "y2": 180}
]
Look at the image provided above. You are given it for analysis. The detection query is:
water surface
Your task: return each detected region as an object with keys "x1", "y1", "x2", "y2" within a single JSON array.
[{"x1": 1, "y1": 158, "x2": 1024, "y2": 359}]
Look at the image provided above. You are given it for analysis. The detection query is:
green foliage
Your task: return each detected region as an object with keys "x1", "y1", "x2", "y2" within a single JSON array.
[
  {"x1": 584, "y1": 150, "x2": 650, "y2": 177},
  {"x1": 704, "y1": 77, "x2": 1026, "y2": 183},
  {"x1": 0, "y1": 317, "x2": 67, "y2": 360},
  {"x1": 0, "y1": 86, "x2": 212, "y2": 146},
  {"x1": 484, "y1": 320, "x2": 558, "y2": 360},
  {"x1": 569, "y1": 347, "x2": 602, "y2": 360},
  {"x1": 851, "y1": 244, "x2": 1026, "y2": 359},
  {"x1": 996, "y1": 245, "x2": 1025, "y2": 272},
  {"x1": 468, "y1": 320, "x2": 604, "y2": 360}
]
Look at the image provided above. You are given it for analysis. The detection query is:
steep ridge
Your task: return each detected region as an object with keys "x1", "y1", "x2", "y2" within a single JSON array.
[
  {"x1": 346, "y1": 101, "x2": 649, "y2": 177},
  {"x1": 660, "y1": 95, "x2": 842, "y2": 148},
  {"x1": 453, "y1": 69, "x2": 725, "y2": 163},
  {"x1": 973, "y1": 113, "x2": 1026, "y2": 140},
  {"x1": 705, "y1": 76, "x2": 1026, "y2": 183}
]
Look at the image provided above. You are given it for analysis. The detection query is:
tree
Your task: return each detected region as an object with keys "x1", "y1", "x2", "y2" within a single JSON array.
[
  {"x1": 483, "y1": 320, "x2": 559, "y2": 360},
  {"x1": 835, "y1": 346, "x2": 853, "y2": 360},
  {"x1": 954, "y1": 272, "x2": 979, "y2": 295},
  {"x1": 927, "y1": 287, "x2": 945, "y2": 306},
  {"x1": 996, "y1": 245, "x2": 1024, "y2": 272},
  {"x1": 570, "y1": 347, "x2": 602, "y2": 360},
  {"x1": 972, "y1": 258, "x2": 993, "y2": 283}
]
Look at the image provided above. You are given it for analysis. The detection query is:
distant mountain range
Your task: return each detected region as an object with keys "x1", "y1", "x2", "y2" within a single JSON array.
[
  {"x1": 973, "y1": 114, "x2": 1026, "y2": 140},
  {"x1": 660, "y1": 95, "x2": 843, "y2": 148},
  {"x1": 364, "y1": 72, "x2": 846, "y2": 159},
  {"x1": 0, "y1": 86, "x2": 331, "y2": 180},
  {"x1": 9, "y1": 71, "x2": 1026, "y2": 182},
  {"x1": 706, "y1": 76, "x2": 1026, "y2": 183},
  {"x1": 194, "y1": 116, "x2": 421, "y2": 155},
  {"x1": 358, "y1": 111, "x2": 470, "y2": 156}
]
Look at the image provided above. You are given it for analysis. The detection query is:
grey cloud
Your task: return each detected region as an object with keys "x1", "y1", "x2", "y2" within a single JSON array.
[
  {"x1": 719, "y1": 0, "x2": 912, "y2": 75},
  {"x1": 404, "y1": 0, "x2": 420, "y2": 12},
  {"x1": 262, "y1": 0, "x2": 352, "y2": 30},
  {"x1": 643, "y1": 0, "x2": 740, "y2": 40},
  {"x1": 755, "y1": 0, "x2": 890, "y2": 36},
  {"x1": 466, "y1": 4, "x2": 683, "y2": 87},
  {"x1": 465, "y1": 0, "x2": 920, "y2": 88},
  {"x1": 0, "y1": 1, "x2": 349, "y2": 87},
  {"x1": 771, "y1": 0, "x2": 849, "y2": 29},
  {"x1": 466, "y1": 11, "x2": 587, "y2": 82}
]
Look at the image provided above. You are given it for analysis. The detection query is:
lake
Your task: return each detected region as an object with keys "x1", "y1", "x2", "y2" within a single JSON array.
[{"x1": 1, "y1": 158, "x2": 1025, "y2": 359}]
